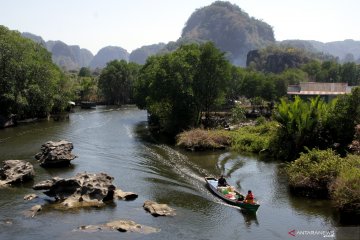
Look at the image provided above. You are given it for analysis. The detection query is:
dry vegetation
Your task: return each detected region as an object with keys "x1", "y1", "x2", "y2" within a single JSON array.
[{"x1": 176, "y1": 129, "x2": 231, "y2": 151}]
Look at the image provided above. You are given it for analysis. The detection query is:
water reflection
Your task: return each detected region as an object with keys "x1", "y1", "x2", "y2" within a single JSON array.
[{"x1": 240, "y1": 210, "x2": 259, "y2": 228}]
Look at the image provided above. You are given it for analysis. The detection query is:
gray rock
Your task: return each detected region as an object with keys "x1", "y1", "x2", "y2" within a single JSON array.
[
  {"x1": 35, "y1": 140, "x2": 76, "y2": 167},
  {"x1": 33, "y1": 172, "x2": 116, "y2": 208},
  {"x1": 143, "y1": 200, "x2": 176, "y2": 217},
  {"x1": 114, "y1": 189, "x2": 138, "y2": 200},
  {"x1": 77, "y1": 220, "x2": 159, "y2": 234},
  {"x1": 24, "y1": 193, "x2": 38, "y2": 201},
  {"x1": 0, "y1": 160, "x2": 35, "y2": 186},
  {"x1": 24, "y1": 205, "x2": 42, "y2": 217}
]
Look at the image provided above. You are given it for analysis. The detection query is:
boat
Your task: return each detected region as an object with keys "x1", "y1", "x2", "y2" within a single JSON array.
[
  {"x1": 205, "y1": 176, "x2": 260, "y2": 212},
  {"x1": 80, "y1": 101, "x2": 96, "y2": 109}
]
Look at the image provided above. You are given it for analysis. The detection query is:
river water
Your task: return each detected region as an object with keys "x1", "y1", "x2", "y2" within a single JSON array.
[{"x1": 0, "y1": 106, "x2": 358, "y2": 240}]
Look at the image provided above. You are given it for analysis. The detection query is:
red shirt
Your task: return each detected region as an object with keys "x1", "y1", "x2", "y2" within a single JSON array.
[{"x1": 246, "y1": 192, "x2": 254, "y2": 200}]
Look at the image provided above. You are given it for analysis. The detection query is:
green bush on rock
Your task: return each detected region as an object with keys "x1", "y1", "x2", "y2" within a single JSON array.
[
  {"x1": 285, "y1": 149, "x2": 344, "y2": 194},
  {"x1": 330, "y1": 155, "x2": 360, "y2": 211}
]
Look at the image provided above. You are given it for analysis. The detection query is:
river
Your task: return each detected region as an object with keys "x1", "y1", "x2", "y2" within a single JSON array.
[{"x1": 0, "y1": 106, "x2": 358, "y2": 240}]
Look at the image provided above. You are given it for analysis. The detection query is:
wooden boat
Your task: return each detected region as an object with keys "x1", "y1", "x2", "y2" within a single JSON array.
[
  {"x1": 80, "y1": 101, "x2": 96, "y2": 109},
  {"x1": 205, "y1": 177, "x2": 260, "y2": 212}
]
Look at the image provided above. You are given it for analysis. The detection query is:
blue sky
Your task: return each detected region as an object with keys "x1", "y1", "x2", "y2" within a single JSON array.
[{"x1": 0, "y1": 0, "x2": 359, "y2": 54}]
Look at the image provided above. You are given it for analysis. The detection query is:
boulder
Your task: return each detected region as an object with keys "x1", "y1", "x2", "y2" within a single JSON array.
[
  {"x1": 77, "y1": 220, "x2": 159, "y2": 234},
  {"x1": 0, "y1": 219, "x2": 13, "y2": 226},
  {"x1": 114, "y1": 189, "x2": 138, "y2": 200},
  {"x1": 35, "y1": 140, "x2": 76, "y2": 167},
  {"x1": 143, "y1": 200, "x2": 176, "y2": 217},
  {"x1": 23, "y1": 205, "x2": 42, "y2": 218},
  {"x1": 24, "y1": 193, "x2": 38, "y2": 201},
  {"x1": 33, "y1": 172, "x2": 116, "y2": 208},
  {"x1": 0, "y1": 160, "x2": 35, "y2": 186}
]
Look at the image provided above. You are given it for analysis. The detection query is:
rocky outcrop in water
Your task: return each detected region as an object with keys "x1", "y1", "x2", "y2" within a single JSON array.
[
  {"x1": 35, "y1": 140, "x2": 76, "y2": 167},
  {"x1": 23, "y1": 205, "x2": 42, "y2": 218},
  {"x1": 0, "y1": 114, "x2": 16, "y2": 129},
  {"x1": 0, "y1": 160, "x2": 35, "y2": 186},
  {"x1": 114, "y1": 189, "x2": 138, "y2": 200},
  {"x1": 33, "y1": 172, "x2": 116, "y2": 208},
  {"x1": 143, "y1": 200, "x2": 176, "y2": 216},
  {"x1": 77, "y1": 220, "x2": 160, "y2": 234},
  {"x1": 24, "y1": 193, "x2": 38, "y2": 201}
]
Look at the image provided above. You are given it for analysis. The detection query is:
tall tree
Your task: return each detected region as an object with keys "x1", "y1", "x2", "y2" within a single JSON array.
[
  {"x1": 98, "y1": 60, "x2": 140, "y2": 105},
  {"x1": 193, "y1": 42, "x2": 231, "y2": 121},
  {"x1": 0, "y1": 25, "x2": 73, "y2": 119},
  {"x1": 134, "y1": 42, "x2": 231, "y2": 135}
]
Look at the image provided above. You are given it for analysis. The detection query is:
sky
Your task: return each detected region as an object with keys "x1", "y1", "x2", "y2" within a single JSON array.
[{"x1": 1, "y1": 0, "x2": 359, "y2": 55}]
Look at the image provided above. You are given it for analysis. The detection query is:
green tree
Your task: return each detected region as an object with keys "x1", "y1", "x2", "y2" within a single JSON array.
[
  {"x1": 0, "y1": 25, "x2": 72, "y2": 119},
  {"x1": 340, "y1": 62, "x2": 359, "y2": 86},
  {"x1": 193, "y1": 42, "x2": 231, "y2": 121},
  {"x1": 78, "y1": 67, "x2": 92, "y2": 77},
  {"x1": 98, "y1": 60, "x2": 140, "y2": 105},
  {"x1": 135, "y1": 44, "x2": 200, "y2": 134},
  {"x1": 226, "y1": 66, "x2": 246, "y2": 103},
  {"x1": 324, "y1": 87, "x2": 360, "y2": 151},
  {"x1": 134, "y1": 42, "x2": 231, "y2": 135}
]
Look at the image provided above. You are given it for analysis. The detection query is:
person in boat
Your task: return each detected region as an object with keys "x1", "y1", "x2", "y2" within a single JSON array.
[
  {"x1": 237, "y1": 194, "x2": 244, "y2": 201},
  {"x1": 244, "y1": 190, "x2": 254, "y2": 204},
  {"x1": 218, "y1": 175, "x2": 229, "y2": 187}
]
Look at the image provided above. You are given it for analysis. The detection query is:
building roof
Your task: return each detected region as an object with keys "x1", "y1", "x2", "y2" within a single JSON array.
[{"x1": 287, "y1": 82, "x2": 352, "y2": 96}]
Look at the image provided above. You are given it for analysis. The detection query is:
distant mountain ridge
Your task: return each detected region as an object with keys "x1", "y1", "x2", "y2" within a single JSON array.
[
  {"x1": 89, "y1": 46, "x2": 129, "y2": 69},
  {"x1": 21, "y1": 32, "x2": 129, "y2": 70},
  {"x1": 280, "y1": 39, "x2": 360, "y2": 63},
  {"x1": 18, "y1": 1, "x2": 360, "y2": 69},
  {"x1": 22, "y1": 32, "x2": 94, "y2": 70},
  {"x1": 129, "y1": 43, "x2": 166, "y2": 65}
]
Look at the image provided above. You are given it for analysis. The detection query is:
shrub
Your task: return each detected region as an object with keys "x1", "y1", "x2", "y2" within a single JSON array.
[
  {"x1": 230, "y1": 105, "x2": 246, "y2": 124},
  {"x1": 231, "y1": 121, "x2": 278, "y2": 153},
  {"x1": 330, "y1": 155, "x2": 360, "y2": 211},
  {"x1": 176, "y1": 129, "x2": 231, "y2": 150},
  {"x1": 285, "y1": 149, "x2": 344, "y2": 194}
]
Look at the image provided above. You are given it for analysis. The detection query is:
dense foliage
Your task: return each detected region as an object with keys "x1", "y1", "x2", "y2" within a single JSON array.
[
  {"x1": 286, "y1": 149, "x2": 360, "y2": 211},
  {"x1": 134, "y1": 42, "x2": 230, "y2": 135},
  {"x1": 98, "y1": 60, "x2": 140, "y2": 105},
  {"x1": 272, "y1": 96, "x2": 328, "y2": 159},
  {"x1": 330, "y1": 155, "x2": 360, "y2": 210},
  {"x1": 272, "y1": 88, "x2": 360, "y2": 159},
  {"x1": 231, "y1": 121, "x2": 278, "y2": 153},
  {"x1": 286, "y1": 149, "x2": 344, "y2": 193},
  {"x1": 0, "y1": 25, "x2": 74, "y2": 119}
]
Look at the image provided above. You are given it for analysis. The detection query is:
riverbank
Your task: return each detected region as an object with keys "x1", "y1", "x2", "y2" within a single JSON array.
[
  {"x1": 176, "y1": 121, "x2": 278, "y2": 154},
  {"x1": 0, "y1": 106, "x2": 358, "y2": 239},
  {"x1": 176, "y1": 122, "x2": 360, "y2": 214}
]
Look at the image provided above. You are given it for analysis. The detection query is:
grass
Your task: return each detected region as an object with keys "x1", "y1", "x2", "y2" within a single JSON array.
[
  {"x1": 176, "y1": 120, "x2": 278, "y2": 153},
  {"x1": 176, "y1": 129, "x2": 231, "y2": 150}
]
